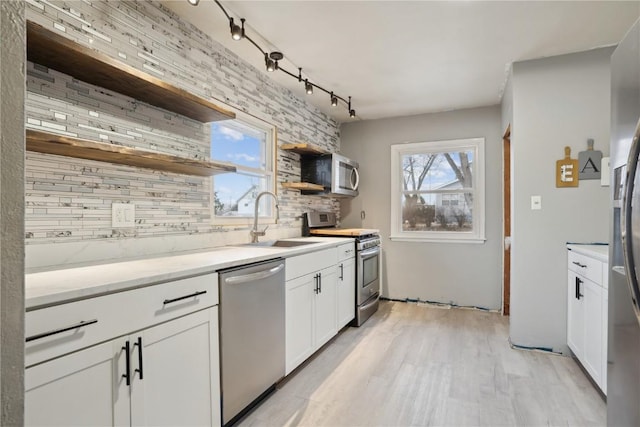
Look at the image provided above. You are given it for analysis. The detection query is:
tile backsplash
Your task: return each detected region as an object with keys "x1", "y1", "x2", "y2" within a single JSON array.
[{"x1": 25, "y1": 0, "x2": 341, "y2": 268}]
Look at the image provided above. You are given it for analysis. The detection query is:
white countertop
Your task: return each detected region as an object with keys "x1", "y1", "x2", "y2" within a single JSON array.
[
  {"x1": 567, "y1": 243, "x2": 608, "y2": 263},
  {"x1": 26, "y1": 237, "x2": 354, "y2": 310}
]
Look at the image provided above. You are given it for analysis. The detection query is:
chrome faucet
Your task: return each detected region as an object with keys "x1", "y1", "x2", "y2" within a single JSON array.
[{"x1": 250, "y1": 191, "x2": 279, "y2": 243}]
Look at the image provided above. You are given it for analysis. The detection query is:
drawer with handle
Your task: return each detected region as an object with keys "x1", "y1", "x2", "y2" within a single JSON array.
[
  {"x1": 26, "y1": 272, "x2": 217, "y2": 367},
  {"x1": 568, "y1": 251, "x2": 603, "y2": 285},
  {"x1": 337, "y1": 241, "x2": 356, "y2": 262}
]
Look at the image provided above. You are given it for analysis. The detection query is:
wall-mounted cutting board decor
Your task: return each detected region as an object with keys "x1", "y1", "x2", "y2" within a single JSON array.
[
  {"x1": 556, "y1": 146, "x2": 579, "y2": 187},
  {"x1": 578, "y1": 138, "x2": 603, "y2": 180}
]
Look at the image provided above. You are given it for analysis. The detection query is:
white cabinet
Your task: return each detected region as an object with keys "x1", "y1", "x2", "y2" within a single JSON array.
[
  {"x1": 336, "y1": 242, "x2": 356, "y2": 329},
  {"x1": 130, "y1": 308, "x2": 219, "y2": 426},
  {"x1": 25, "y1": 340, "x2": 123, "y2": 426},
  {"x1": 285, "y1": 264, "x2": 337, "y2": 375},
  {"x1": 286, "y1": 246, "x2": 351, "y2": 375},
  {"x1": 25, "y1": 273, "x2": 220, "y2": 426},
  {"x1": 566, "y1": 246, "x2": 608, "y2": 394}
]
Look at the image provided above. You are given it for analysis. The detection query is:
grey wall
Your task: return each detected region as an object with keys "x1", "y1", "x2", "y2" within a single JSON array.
[
  {"x1": 509, "y1": 47, "x2": 613, "y2": 353},
  {"x1": 341, "y1": 106, "x2": 503, "y2": 309},
  {"x1": 0, "y1": 1, "x2": 25, "y2": 424}
]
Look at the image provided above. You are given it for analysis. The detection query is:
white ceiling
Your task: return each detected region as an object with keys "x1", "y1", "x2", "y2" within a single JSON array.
[{"x1": 163, "y1": 1, "x2": 640, "y2": 123}]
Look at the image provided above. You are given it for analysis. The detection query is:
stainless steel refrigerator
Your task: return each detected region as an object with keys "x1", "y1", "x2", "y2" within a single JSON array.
[{"x1": 610, "y1": 18, "x2": 640, "y2": 426}]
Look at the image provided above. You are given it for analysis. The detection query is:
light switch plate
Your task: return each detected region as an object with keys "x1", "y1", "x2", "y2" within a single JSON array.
[
  {"x1": 531, "y1": 195, "x2": 542, "y2": 210},
  {"x1": 112, "y1": 203, "x2": 135, "y2": 228}
]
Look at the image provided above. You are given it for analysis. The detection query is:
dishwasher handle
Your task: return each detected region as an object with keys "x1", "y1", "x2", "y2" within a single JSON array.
[{"x1": 224, "y1": 263, "x2": 285, "y2": 285}]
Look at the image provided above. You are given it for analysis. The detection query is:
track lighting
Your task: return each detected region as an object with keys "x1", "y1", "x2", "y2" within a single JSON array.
[
  {"x1": 230, "y1": 18, "x2": 244, "y2": 41},
  {"x1": 206, "y1": 0, "x2": 356, "y2": 118},
  {"x1": 188, "y1": 0, "x2": 199, "y2": 5}
]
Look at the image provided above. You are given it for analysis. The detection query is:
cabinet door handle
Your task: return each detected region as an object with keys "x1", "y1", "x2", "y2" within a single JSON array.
[
  {"x1": 319, "y1": 272, "x2": 322, "y2": 293},
  {"x1": 314, "y1": 274, "x2": 319, "y2": 294},
  {"x1": 339, "y1": 264, "x2": 344, "y2": 280},
  {"x1": 575, "y1": 277, "x2": 583, "y2": 300},
  {"x1": 134, "y1": 336, "x2": 144, "y2": 380},
  {"x1": 163, "y1": 290, "x2": 207, "y2": 305},
  {"x1": 122, "y1": 340, "x2": 131, "y2": 386},
  {"x1": 572, "y1": 261, "x2": 587, "y2": 268},
  {"x1": 25, "y1": 319, "x2": 98, "y2": 342}
]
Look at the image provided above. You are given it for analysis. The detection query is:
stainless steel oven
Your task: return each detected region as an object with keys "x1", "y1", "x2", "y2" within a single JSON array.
[
  {"x1": 355, "y1": 236, "x2": 381, "y2": 326},
  {"x1": 304, "y1": 211, "x2": 381, "y2": 326}
]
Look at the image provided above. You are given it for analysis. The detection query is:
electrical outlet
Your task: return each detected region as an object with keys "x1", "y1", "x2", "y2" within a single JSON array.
[{"x1": 112, "y1": 203, "x2": 135, "y2": 228}]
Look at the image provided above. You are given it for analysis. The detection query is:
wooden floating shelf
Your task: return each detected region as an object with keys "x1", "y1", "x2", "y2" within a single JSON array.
[
  {"x1": 281, "y1": 182, "x2": 325, "y2": 191},
  {"x1": 26, "y1": 130, "x2": 237, "y2": 177},
  {"x1": 27, "y1": 21, "x2": 235, "y2": 123},
  {"x1": 280, "y1": 142, "x2": 329, "y2": 156}
]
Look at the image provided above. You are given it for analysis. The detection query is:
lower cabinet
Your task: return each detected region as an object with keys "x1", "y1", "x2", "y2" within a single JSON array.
[
  {"x1": 25, "y1": 273, "x2": 221, "y2": 426},
  {"x1": 129, "y1": 308, "x2": 220, "y2": 426},
  {"x1": 337, "y1": 256, "x2": 356, "y2": 329},
  {"x1": 25, "y1": 340, "x2": 121, "y2": 426},
  {"x1": 26, "y1": 307, "x2": 219, "y2": 426},
  {"x1": 285, "y1": 266, "x2": 337, "y2": 374},
  {"x1": 566, "y1": 246, "x2": 608, "y2": 394}
]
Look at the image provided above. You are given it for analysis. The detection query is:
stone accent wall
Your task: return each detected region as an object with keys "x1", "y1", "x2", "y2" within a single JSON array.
[{"x1": 25, "y1": 0, "x2": 340, "y2": 247}]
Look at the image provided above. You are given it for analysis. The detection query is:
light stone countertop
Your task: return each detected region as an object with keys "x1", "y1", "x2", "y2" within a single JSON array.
[
  {"x1": 567, "y1": 243, "x2": 608, "y2": 263},
  {"x1": 26, "y1": 237, "x2": 354, "y2": 310}
]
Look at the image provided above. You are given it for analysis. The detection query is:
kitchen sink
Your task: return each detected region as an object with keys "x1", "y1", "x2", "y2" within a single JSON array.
[{"x1": 243, "y1": 240, "x2": 316, "y2": 248}]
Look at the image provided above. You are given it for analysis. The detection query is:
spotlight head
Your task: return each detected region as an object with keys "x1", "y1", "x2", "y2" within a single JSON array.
[
  {"x1": 265, "y1": 53, "x2": 277, "y2": 72},
  {"x1": 349, "y1": 109, "x2": 356, "y2": 118},
  {"x1": 305, "y1": 80, "x2": 313, "y2": 95},
  {"x1": 230, "y1": 18, "x2": 244, "y2": 41},
  {"x1": 331, "y1": 92, "x2": 338, "y2": 107},
  {"x1": 188, "y1": 0, "x2": 199, "y2": 5}
]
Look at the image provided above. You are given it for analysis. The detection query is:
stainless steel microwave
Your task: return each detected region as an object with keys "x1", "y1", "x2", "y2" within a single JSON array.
[{"x1": 301, "y1": 153, "x2": 359, "y2": 197}]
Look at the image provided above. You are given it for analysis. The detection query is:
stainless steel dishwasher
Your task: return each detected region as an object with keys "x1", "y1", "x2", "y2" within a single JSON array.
[{"x1": 219, "y1": 258, "x2": 285, "y2": 426}]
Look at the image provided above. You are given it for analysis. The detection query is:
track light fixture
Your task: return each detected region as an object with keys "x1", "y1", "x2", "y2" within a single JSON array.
[
  {"x1": 205, "y1": 0, "x2": 356, "y2": 119},
  {"x1": 187, "y1": 0, "x2": 199, "y2": 5}
]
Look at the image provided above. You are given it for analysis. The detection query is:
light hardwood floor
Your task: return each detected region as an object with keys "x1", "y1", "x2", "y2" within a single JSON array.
[{"x1": 239, "y1": 301, "x2": 605, "y2": 427}]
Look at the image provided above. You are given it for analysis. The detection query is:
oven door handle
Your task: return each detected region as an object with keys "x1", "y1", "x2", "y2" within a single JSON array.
[
  {"x1": 359, "y1": 247, "x2": 380, "y2": 258},
  {"x1": 360, "y1": 294, "x2": 380, "y2": 310}
]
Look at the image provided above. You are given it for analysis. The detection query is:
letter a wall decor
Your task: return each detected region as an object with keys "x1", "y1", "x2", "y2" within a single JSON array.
[
  {"x1": 556, "y1": 146, "x2": 579, "y2": 187},
  {"x1": 578, "y1": 138, "x2": 602, "y2": 180}
]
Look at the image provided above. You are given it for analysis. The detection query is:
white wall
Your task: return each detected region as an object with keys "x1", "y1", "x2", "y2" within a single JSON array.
[
  {"x1": 341, "y1": 106, "x2": 503, "y2": 309},
  {"x1": 0, "y1": 1, "x2": 25, "y2": 424},
  {"x1": 509, "y1": 47, "x2": 613, "y2": 353}
]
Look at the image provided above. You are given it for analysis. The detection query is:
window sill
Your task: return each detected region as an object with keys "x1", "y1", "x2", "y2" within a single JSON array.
[{"x1": 389, "y1": 235, "x2": 486, "y2": 244}]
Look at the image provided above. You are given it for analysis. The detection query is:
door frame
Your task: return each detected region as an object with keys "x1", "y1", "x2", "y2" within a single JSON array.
[{"x1": 503, "y1": 125, "x2": 512, "y2": 315}]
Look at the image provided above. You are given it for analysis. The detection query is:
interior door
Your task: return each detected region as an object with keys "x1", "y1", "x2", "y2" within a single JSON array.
[{"x1": 503, "y1": 125, "x2": 512, "y2": 315}]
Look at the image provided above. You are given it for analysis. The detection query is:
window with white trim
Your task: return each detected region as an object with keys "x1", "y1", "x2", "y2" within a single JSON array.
[
  {"x1": 210, "y1": 111, "x2": 276, "y2": 224},
  {"x1": 390, "y1": 138, "x2": 485, "y2": 243}
]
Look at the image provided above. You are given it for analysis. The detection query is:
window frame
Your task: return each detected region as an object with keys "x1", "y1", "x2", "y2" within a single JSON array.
[
  {"x1": 210, "y1": 110, "x2": 277, "y2": 226},
  {"x1": 390, "y1": 137, "x2": 486, "y2": 243}
]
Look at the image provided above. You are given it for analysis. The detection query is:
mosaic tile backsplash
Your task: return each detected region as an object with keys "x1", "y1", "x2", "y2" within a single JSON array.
[{"x1": 25, "y1": 0, "x2": 341, "y2": 251}]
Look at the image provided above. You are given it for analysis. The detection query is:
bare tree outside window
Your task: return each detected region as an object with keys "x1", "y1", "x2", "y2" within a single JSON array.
[{"x1": 401, "y1": 151, "x2": 473, "y2": 232}]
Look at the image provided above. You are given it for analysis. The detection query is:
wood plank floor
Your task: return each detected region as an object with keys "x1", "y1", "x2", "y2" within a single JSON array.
[{"x1": 239, "y1": 301, "x2": 605, "y2": 427}]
